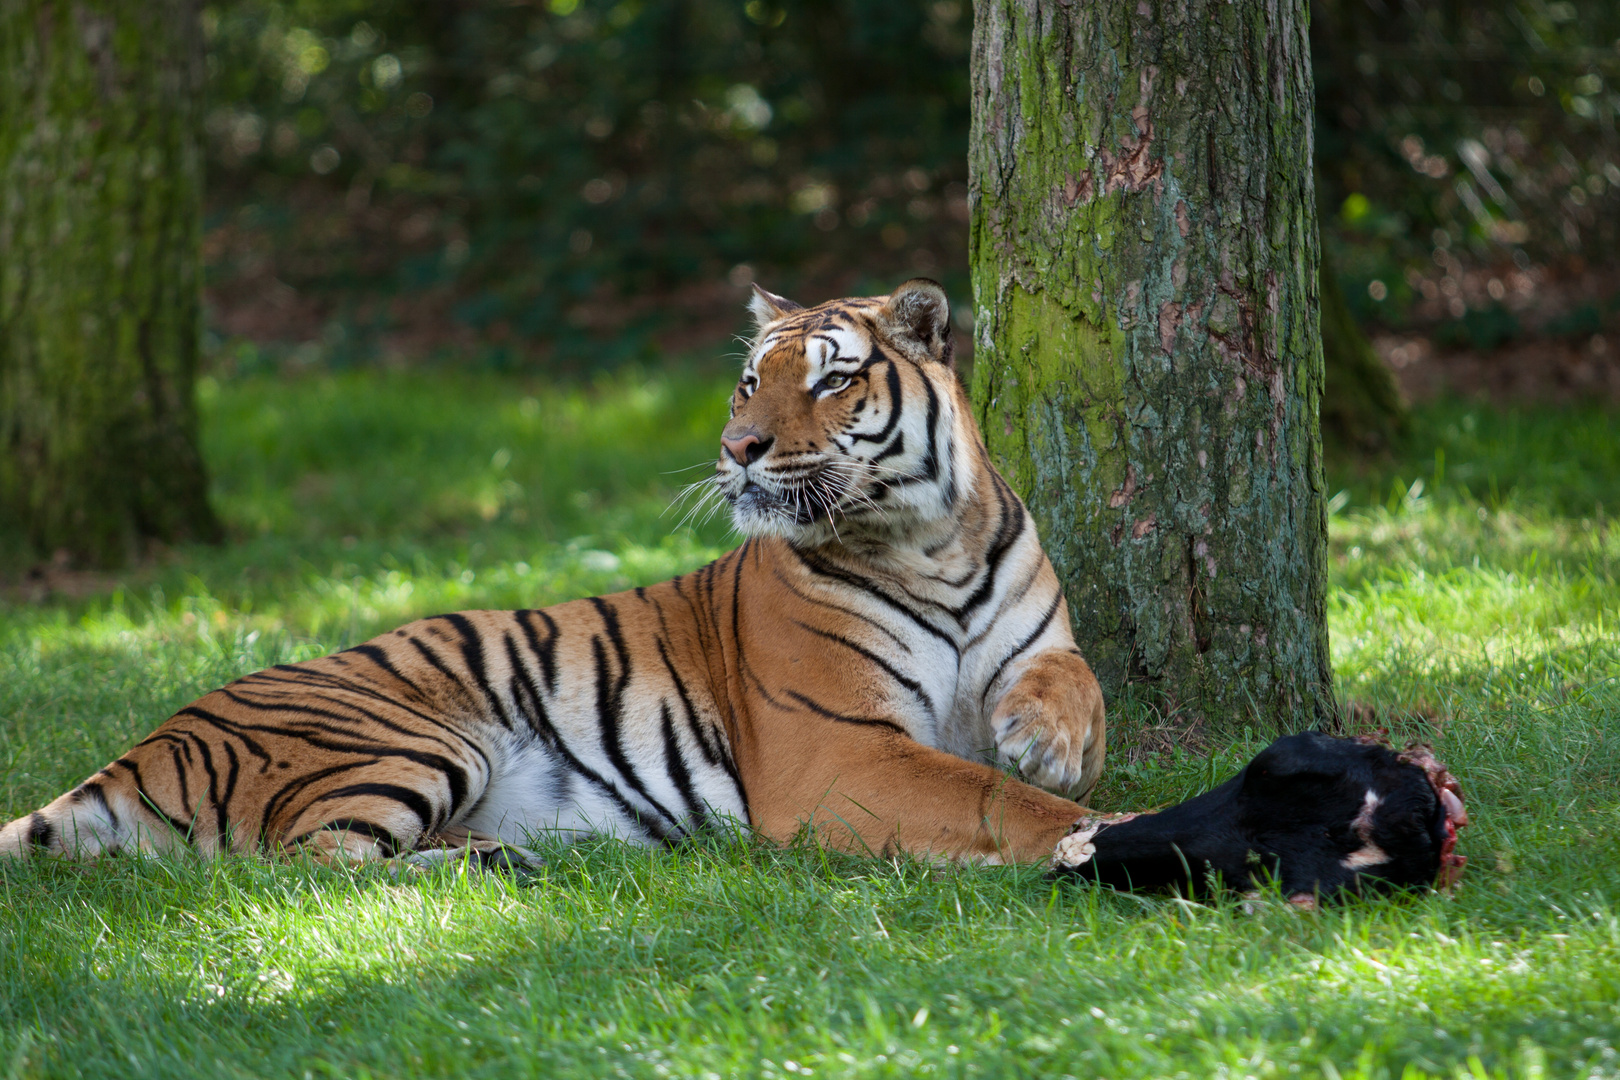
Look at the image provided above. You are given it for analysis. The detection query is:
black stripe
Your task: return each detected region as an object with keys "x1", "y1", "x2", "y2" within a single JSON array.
[
  {"x1": 981, "y1": 591, "x2": 1065, "y2": 707},
  {"x1": 502, "y1": 627, "x2": 669, "y2": 843},
  {"x1": 503, "y1": 631, "x2": 550, "y2": 740},
  {"x1": 237, "y1": 666, "x2": 476, "y2": 747},
  {"x1": 442, "y1": 612, "x2": 515, "y2": 731},
  {"x1": 27, "y1": 813, "x2": 54, "y2": 850},
  {"x1": 654, "y1": 600, "x2": 749, "y2": 816},
  {"x1": 916, "y1": 371, "x2": 942, "y2": 482},
  {"x1": 74, "y1": 782, "x2": 119, "y2": 831},
  {"x1": 587, "y1": 599, "x2": 684, "y2": 829},
  {"x1": 133, "y1": 730, "x2": 195, "y2": 751},
  {"x1": 179, "y1": 706, "x2": 471, "y2": 830},
  {"x1": 791, "y1": 621, "x2": 934, "y2": 719},
  {"x1": 342, "y1": 643, "x2": 431, "y2": 701},
  {"x1": 921, "y1": 519, "x2": 965, "y2": 560},
  {"x1": 263, "y1": 760, "x2": 383, "y2": 840},
  {"x1": 658, "y1": 702, "x2": 705, "y2": 827},
  {"x1": 211, "y1": 691, "x2": 469, "y2": 763},
  {"x1": 948, "y1": 471, "x2": 1026, "y2": 624},
  {"x1": 407, "y1": 633, "x2": 479, "y2": 711},
  {"x1": 513, "y1": 609, "x2": 561, "y2": 693},
  {"x1": 769, "y1": 565, "x2": 912, "y2": 652},
  {"x1": 785, "y1": 690, "x2": 908, "y2": 736},
  {"x1": 312, "y1": 783, "x2": 435, "y2": 834},
  {"x1": 849, "y1": 362, "x2": 904, "y2": 445},
  {"x1": 940, "y1": 385, "x2": 959, "y2": 509},
  {"x1": 961, "y1": 559, "x2": 1046, "y2": 652},
  {"x1": 175, "y1": 707, "x2": 274, "y2": 771},
  {"x1": 655, "y1": 637, "x2": 727, "y2": 770},
  {"x1": 288, "y1": 818, "x2": 402, "y2": 858},
  {"x1": 870, "y1": 432, "x2": 906, "y2": 467},
  {"x1": 791, "y1": 547, "x2": 959, "y2": 655},
  {"x1": 185, "y1": 733, "x2": 227, "y2": 844},
  {"x1": 171, "y1": 747, "x2": 192, "y2": 816},
  {"x1": 122, "y1": 758, "x2": 196, "y2": 842},
  {"x1": 220, "y1": 742, "x2": 242, "y2": 845}
]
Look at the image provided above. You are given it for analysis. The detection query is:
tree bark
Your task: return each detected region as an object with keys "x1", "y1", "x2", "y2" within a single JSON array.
[
  {"x1": 0, "y1": 0, "x2": 221, "y2": 567},
  {"x1": 968, "y1": 0, "x2": 1334, "y2": 729}
]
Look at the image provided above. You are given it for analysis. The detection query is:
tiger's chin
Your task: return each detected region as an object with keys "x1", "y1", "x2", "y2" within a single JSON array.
[
  {"x1": 726, "y1": 483, "x2": 822, "y2": 544},
  {"x1": 724, "y1": 479, "x2": 864, "y2": 548}
]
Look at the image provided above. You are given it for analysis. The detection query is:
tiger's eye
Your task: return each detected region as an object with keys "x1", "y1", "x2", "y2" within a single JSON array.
[{"x1": 823, "y1": 373, "x2": 849, "y2": 391}]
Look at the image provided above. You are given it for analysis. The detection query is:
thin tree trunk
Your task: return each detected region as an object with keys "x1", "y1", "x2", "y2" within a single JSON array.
[
  {"x1": 0, "y1": 0, "x2": 222, "y2": 567},
  {"x1": 1319, "y1": 247, "x2": 1406, "y2": 450},
  {"x1": 969, "y1": 0, "x2": 1334, "y2": 729}
]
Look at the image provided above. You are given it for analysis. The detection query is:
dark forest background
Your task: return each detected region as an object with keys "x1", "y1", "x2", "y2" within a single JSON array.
[{"x1": 201, "y1": 0, "x2": 1620, "y2": 372}]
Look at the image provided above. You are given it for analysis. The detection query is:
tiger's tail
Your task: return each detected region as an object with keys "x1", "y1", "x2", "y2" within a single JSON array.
[
  {"x1": 0, "y1": 744, "x2": 225, "y2": 861},
  {"x1": 0, "y1": 774, "x2": 185, "y2": 861}
]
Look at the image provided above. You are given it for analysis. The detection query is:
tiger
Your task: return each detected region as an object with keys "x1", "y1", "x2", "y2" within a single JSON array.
[{"x1": 1, "y1": 279, "x2": 1105, "y2": 870}]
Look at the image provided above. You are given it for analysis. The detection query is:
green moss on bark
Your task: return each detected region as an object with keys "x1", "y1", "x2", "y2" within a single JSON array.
[
  {"x1": 0, "y1": 0, "x2": 221, "y2": 567},
  {"x1": 970, "y1": 0, "x2": 1333, "y2": 729}
]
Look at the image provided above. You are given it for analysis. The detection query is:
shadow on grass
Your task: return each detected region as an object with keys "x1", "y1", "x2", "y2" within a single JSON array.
[{"x1": 3, "y1": 833, "x2": 1618, "y2": 1080}]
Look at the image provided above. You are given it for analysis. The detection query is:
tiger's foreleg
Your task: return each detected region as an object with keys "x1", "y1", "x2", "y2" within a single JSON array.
[
  {"x1": 751, "y1": 722, "x2": 1087, "y2": 866},
  {"x1": 990, "y1": 648, "x2": 1106, "y2": 803}
]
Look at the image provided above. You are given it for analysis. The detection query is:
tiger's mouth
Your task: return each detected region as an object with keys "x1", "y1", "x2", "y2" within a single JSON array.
[
  {"x1": 725, "y1": 454, "x2": 886, "y2": 534},
  {"x1": 728, "y1": 477, "x2": 827, "y2": 527}
]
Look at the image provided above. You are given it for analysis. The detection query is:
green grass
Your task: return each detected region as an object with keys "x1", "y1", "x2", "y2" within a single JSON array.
[{"x1": 2, "y1": 374, "x2": 1618, "y2": 1079}]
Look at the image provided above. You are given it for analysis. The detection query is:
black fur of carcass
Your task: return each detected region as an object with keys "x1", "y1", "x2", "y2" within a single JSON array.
[{"x1": 1052, "y1": 732, "x2": 1468, "y2": 905}]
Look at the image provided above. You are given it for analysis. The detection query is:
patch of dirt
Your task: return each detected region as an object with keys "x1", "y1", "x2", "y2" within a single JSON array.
[
  {"x1": 0, "y1": 550, "x2": 119, "y2": 605},
  {"x1": 1379, "y1": 330, "x2": 1620, "y2": 403},
  {"x1": 1340, "y1": 701, "x2": 1446, "y2": 739},
  {"x1": 1112, "y1": 712, "x2": 1211, "y2": 767},
  {"x1": 1377, "y1": 261, "x2": 1620, "y2": 403}
]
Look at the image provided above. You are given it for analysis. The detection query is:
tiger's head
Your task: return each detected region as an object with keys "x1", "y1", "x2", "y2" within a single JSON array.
[{"x1": 716, "y1": 278, "x2": 974, "y2": 547}]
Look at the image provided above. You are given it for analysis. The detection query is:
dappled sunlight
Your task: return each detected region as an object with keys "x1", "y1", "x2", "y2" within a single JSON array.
[
  {"x1": 202, "y1": 368, "x2": 733, "y2": 545},
  {"x1": 5, "y1": 842, "x2": 1617, "y2": 1078},
  {"x1": 1328, "y1": 494, "x2": 1618, "y2": 701},
  {"x1": 5, "y1": 381, "x2": 1620, "y2": 1078},
  {"x1": 0, "y1": 534, "x2": 725, "y2": 814}
]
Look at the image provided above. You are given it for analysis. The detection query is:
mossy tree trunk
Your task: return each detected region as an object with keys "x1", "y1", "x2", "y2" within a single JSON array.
[
  {"x1": 969, "y1": 0, "x2": 1334, "y2": 729},
  {"x1": 0, "y1": 0, "x2": 221, "y2": 567}
]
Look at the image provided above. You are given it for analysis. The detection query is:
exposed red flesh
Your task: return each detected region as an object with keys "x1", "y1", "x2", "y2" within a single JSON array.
[{"x1": 1357, "y1": 734, "x2": 1469, "y2": 891}]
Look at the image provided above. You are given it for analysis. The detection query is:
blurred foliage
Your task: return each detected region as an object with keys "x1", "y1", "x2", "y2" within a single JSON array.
[
  {"x1": 1313, "y1": 0, "x2": 1620, "y2": 328},
  {"x1": 202, "y1": 0, "x2": 972, "y2": 366},
  {"x1": 200, "y1": 0, "x2": 1620, "y2": 366}
]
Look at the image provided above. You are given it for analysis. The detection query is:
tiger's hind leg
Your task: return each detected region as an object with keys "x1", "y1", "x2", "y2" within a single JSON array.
[
  {"x1": 403, "y1": 825, "x2": 544, "y2": 873},
  {"x1": 285, "y1": 822, "x2": 541, "y2": 875},
  {"x1": 285, "y1": 820, "x2": 417, "y2": 866}
]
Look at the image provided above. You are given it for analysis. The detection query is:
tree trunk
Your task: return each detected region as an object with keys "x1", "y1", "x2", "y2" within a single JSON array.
[
  {"x1": 1319, "y1": 247, "x2": 1406, "y2": 450},
  {"x1": 968, "y1": 0, "x2": 1334, "y2": 730},
  {"x1": 0, "y1": 0, "x2": 221, "y2": 568}
]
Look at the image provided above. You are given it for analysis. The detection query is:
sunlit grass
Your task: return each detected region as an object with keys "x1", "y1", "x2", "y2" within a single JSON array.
[{"x1": 2, "y1": 376, "x2": 1618, "y2": 1079}]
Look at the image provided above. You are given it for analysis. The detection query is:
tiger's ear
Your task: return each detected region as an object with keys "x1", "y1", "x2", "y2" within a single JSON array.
[
  {"x1": 748, "y1": 283, "x2": 803, "y2": 330},
  {"x1": 880, "y1": 278, "x2": 954, "y2": 366}
]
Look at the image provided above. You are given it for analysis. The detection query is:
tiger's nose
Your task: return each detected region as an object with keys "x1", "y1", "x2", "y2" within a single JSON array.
[{"x1": 722, "y1": 433, "x2": 772, "y2": 465}]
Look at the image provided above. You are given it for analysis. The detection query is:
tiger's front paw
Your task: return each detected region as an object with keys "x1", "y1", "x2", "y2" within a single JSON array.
[
  {"x1": 991, "y1": 650, "x2": 1105, "y2": 800},
  {"x1": 994, "y1": 710, "x2": 1101, "y2": 798}
]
